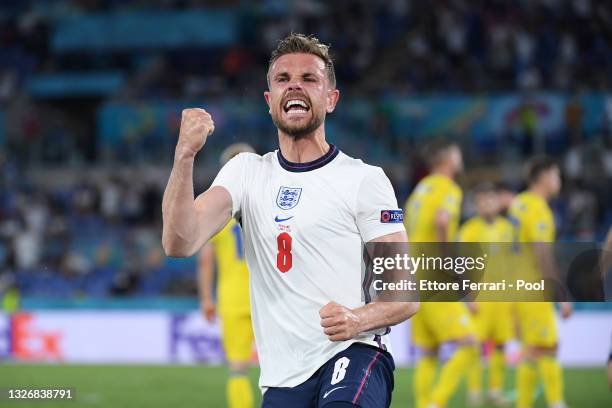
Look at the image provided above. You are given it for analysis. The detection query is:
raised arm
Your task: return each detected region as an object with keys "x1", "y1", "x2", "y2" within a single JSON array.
[{"x1": 162, "y1": 108, "x2": 232, "y2": 257}]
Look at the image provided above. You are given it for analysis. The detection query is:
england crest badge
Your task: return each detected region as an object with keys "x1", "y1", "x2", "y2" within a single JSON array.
[{"x1": 276, "y1": 186, "x2": 302, "y2": 210}]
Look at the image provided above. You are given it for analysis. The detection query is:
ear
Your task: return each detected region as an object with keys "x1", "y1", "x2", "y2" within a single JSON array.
[
  {"x1": 264, "y1": 91, "x2": 271, "y2": 114},
  {"x1": 326, "y1": 89, "x2": 340, "y2": 113}
]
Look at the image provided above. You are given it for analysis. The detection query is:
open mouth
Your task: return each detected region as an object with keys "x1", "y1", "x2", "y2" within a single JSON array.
[{"x1": 283, "y1": 98, "x2": 310, "y2": 114}]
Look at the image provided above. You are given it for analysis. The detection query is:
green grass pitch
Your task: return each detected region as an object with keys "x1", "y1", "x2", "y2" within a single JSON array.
[{"x1": 0, "y1": 365, "x2": 609, "y2": 407}]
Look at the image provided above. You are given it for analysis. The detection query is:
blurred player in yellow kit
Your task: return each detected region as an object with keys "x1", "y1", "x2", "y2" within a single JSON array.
[
  {"x1": 405, "y1": 141, "x2": 478, "y2": 408},
  {"x1": 459, "y1": 183, "x2": 514, "y2": 406},
  {"x1": 198, "y1": 144, "x2": 256, "y2": 408},
  {"x1": 508, "y1": 157, "x2": 572, "y2": 408}
]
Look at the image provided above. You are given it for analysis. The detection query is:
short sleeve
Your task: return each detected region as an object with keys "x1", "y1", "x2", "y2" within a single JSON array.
[
  {"x1": 457, "y1": 223, "x2": 471, "y2": 242},
  {"x1": 355, "y1": 167, "x2": 406, "y2": 242},
  {"x1": 527, "y1": 212, "x2": 554, "y2": 242},
  {"x1": 498, "y1": 220, "x2": 514, "y2": 243},
  {"x1": 210, "y1": 153, "x2": 248, "y2": 217},
  {"x1": 440, "y1": 188, "x2": 461, "y2": 215}
]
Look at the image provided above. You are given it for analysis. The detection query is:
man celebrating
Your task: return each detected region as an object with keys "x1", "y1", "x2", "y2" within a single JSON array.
[{"x1": 162, "y1": 33, "x2": 419, "y2": 407}]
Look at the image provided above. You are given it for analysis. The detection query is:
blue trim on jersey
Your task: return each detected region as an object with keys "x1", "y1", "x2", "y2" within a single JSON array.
[
  {"x1": 231, "y1": 223, "x2": 244, "y2": 259},
  {"x1": 277, "y1": 144, "x2": 339, "y2": 172}
]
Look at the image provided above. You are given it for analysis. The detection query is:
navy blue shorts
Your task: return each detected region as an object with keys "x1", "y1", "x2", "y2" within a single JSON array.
[{"x1": 262, "y1": 343, "x2": 395, "y2": 408}]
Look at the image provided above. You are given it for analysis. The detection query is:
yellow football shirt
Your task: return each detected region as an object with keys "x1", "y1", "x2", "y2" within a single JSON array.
[
  {"x1": 509, "y1": 192, "x2": 559, "y2": 345},
  {"x1": 508, "y1": 191, "x2": 556, "y2": 278},
  {"x1": 404, "y1": 174, "x2": 463, "y2": 242},
  {"x1": 459, "y1": 215, "x2": 515, "y2": 321},
  {"x1": 405, "y1": 174, "x2": 471, "y2": 345},
  {"x1": 509, "y1": 191, "x2": 555, "y2": 244},
  {"x1": 458, "y1": 216, "x2": 513, "y2": 243},
  {"x1": 211, "y1": 219, "x2": 250, "y2": 316},
  {"x1": 459, "y1": 215, "x2": 513, "y2": 297}
]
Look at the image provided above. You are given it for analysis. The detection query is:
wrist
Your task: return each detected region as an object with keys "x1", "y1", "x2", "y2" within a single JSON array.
[
  {"x1": 174, "y1": 143, "x2": 199, "y2": 161},
  {"x1": 352, "y1": 307, "x2": 367, "y2": 335}
]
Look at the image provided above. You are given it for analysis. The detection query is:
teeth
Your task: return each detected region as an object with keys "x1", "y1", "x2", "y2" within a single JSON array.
[
  {"x1": 285, "y1": 99, "x2": 308, "y2": 109},
  {"x1": 287, "y1": 108, "x2": 307, "y2": 114}
]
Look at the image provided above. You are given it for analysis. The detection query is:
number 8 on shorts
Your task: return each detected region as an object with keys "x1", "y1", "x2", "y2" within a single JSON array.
[{"x1": 331, "y1": 357, "x2": 350, "y2": 385}]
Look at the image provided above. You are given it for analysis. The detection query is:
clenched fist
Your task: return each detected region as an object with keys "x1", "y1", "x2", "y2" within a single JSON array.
[
  {"x1": 320, "y1": 301, "x2": 361, "y2": 342},
  {"x1": 177, "y1": 108, "x2": 215, "y2": 155}
]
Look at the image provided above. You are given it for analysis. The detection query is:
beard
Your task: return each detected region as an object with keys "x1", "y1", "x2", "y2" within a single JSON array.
[{"x1": 271, "y1": 109, "x2": 325, "y2": 138}]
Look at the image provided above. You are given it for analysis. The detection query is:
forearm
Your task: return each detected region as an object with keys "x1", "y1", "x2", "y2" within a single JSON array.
[
  {"x1": 436, "y1": 226, "x2": 447, "y2": 242},
  {"x1": 199, "y1": 267, "x2": 214, "y2": 302},
  {"x1": 534, "y1": 243, "x2": 557, "y2": 280},
  {"x1": 353, "y1": 301, "x2": 419, "y2": 334},
  {"x1": 435, "y1": 209, "x2": 450, "y2": 242},
  {"x1": 197, "y1": 245, "x2": 215, "y2": 302},
  {"x1": 535, "y1": 244, "x2": 571, "y2": 301},
  {"x1": 162, "y1": 147, "x2": 200, "y2": 256}
]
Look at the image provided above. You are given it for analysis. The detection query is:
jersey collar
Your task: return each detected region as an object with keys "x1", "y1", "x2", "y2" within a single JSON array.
[{"x1": 277, "y1": 144, "x2": 339, "y2": 173}]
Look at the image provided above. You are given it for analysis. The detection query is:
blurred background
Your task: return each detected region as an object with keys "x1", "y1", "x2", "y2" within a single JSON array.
[{"x1": 0, "y1": 0, "x2": 611, "y2": 406}]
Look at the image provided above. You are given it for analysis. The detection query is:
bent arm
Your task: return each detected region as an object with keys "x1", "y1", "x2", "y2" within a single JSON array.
[
  {"x1": 353, "y1": 301, "x2": 419, "y2": 334},
  {"x1": 320, "y1": 232, "x2": 419, "y2": 341},
  {"x1": 357, "y1": 230, "x2": 419, "y2": 331},
  {"x1": 162, "y1": 148, "x2": 232, "y2": 257}
]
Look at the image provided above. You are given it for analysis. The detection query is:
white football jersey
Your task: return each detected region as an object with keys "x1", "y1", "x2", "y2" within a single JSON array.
[{"x1": 211, "y1": 144, "x2": 405, "y2": 390}]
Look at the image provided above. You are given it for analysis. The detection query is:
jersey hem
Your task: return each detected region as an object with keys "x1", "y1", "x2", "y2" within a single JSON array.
[
  {"x1": 361, "y1": 223, "x2": 406, "y2": 243},
  {"x1": 258, "y1": 338, "x2": 388, "y2": 393}
]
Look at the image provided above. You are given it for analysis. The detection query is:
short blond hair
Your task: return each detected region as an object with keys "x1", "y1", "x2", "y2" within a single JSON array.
[
  {"x1": 268, "y1": 33, "x2": 336, "y2": 88},
  {"x1": 423, "y1": 139, "x2": 459, "y2": 170}
]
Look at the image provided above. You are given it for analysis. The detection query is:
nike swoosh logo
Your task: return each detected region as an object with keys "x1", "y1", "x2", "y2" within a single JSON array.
[
  {"x1": 274, "y1": 215, "x2": 294, "y2": 222},
  {"x1": 323, "y1": 386, "x2": 347, "y2": 399}
]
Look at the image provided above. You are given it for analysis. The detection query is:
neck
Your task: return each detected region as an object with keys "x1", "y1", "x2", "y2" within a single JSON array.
[
  {"x1": 529, "y1": 184, "x2": 549, "y2": 200},
  {"x1": 482, "y1": 214, "x2": 496, "y2": 223},
  {"x1": 278, "y1": 125, "x2": 329, "y2": 163},
  {"x1": 432, "y1": 166, "x2": 454, "y2": 180}
]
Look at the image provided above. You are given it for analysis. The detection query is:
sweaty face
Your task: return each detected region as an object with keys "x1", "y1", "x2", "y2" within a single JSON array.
[{"x1": 265, "y1": 53, "x2": 337, "y2": 138}]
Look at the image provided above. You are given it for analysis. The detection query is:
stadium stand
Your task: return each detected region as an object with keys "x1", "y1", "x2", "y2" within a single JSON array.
[{"x1": 0, "y1": 0, "x2": 610, "y2": 298}]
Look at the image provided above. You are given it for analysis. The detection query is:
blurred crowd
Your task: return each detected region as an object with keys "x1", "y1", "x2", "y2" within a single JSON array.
[
  {"x1": 0, "y1": 0, "x2": 611, "y2": 298},
  {"x1": 0, "y1": 158, "x2": 200, "y2": 298},
  {"x1": 0, "y1": 0, "x2": 610, "y2": 100},
  {"x1": 1, "y1": 134, "x2": 611, "y2": 299}
]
